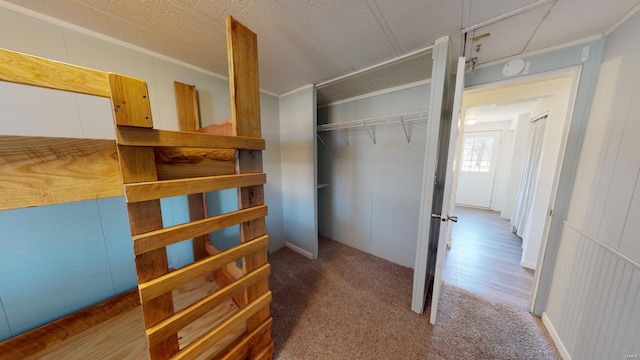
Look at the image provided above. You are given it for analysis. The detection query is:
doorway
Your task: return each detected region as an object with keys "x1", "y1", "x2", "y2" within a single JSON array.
[{"x1": 444, "y1": 69, "x2": 579, "y2": 312}]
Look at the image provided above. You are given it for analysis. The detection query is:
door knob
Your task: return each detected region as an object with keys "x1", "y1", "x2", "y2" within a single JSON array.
[{"x1": 448, "y1": 215, "x2": 458, "y2": 223}]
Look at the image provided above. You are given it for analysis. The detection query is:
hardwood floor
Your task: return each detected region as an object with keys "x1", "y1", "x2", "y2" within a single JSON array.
[{"x1": 442, "y1": 206, "x2": 534, "y2": 311}]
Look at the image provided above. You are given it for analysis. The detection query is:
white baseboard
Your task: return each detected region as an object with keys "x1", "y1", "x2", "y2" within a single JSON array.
[
  {"x1": 285, "y1": 241, "x2": 314, "y2": 259},
  {"x1": 542, "y1": 312, "x2": 572, "y2": 360},
  {"x1": 521, "y1": 260, "x2": 537, "y2": 270}
]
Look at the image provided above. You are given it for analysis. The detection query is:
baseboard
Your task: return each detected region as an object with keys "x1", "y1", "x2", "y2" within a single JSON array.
[
  {"x1": 542, "y1": 312, "x2": 572, "y2": 360},
  {"x1": 285, "y1": 241, "x2": 314, "y2": 259},
  {"x1": 521, "y1": 260, "x2": 537, "y2": 270}
]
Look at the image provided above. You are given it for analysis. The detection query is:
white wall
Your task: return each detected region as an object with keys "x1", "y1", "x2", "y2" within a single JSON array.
[
  {"x1": 317, "y1": 85, "x2": 430, "y2": 268},
  {"x1": 543, "y1": 9, "x2": 640, "y2": 359},
  {"x1": 502, "y1": 113, "x2": 531, "y2": 220},
  {"x1": 279, "y1": 85, "x2": 317, "y2": 258}
]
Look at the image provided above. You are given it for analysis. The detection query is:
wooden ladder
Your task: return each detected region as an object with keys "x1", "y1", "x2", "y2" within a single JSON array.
[{"x1": 111, "y1": 16, "x2": 273, "y2": 360}]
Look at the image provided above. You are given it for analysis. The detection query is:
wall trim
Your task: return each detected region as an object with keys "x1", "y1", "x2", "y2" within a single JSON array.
[
  {"x1": 317, "y1": 79, "x2": 431, "y2": 109},
  {"x1": 564, "y1": 221, "x2": 640, "y2": 270},
  {"x1": 279, "y1": 83, "x2": 315, "y2": 98},
  {"x1": 0, "y1": 0, "x2": 280, "y2": 98},
  {"x1": 605, "y1": 1, "x2": 640, "y2": 36},
  {"x1": 284, "y1": 241, "x2": 314, "y2": 259},
  {"x1": 520, "y1": 260, "x2": 537, "y2": 270},
  {"x1": 542, "y1": 312, "x2": 572, "y2": 360},
  {"x1": 473, "y1": 35, "x2": 603, "y2": 71}
]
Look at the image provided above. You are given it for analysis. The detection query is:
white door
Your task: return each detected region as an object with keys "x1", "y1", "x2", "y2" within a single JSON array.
[
  {"x1": 411, "y1": 34, "x2": 464, "y2": 325},
  {"x1": 456, "y1": 131, "x2": 502, "y2": 208}
]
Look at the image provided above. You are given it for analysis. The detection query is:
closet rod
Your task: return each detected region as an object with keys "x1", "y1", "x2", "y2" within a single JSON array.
[{"x1": 316, "y1": 111, "x2": 428, "y2": 132}]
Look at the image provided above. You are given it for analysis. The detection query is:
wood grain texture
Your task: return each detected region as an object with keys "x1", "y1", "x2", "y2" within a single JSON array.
[
  {"x1": 109, "y1": 74, "x2": 153, "y2": 128},
  {"x1": 138, "y1": 235, "x2": 269, "y2": 302},
  {"x1": 173, "y1": 82, "x2": 199, "y2": 133},
  {"x1": 226, "y1": 15, "x2": 272, "y2": 355},
  {"x1": 0, "y1": 48, "x2": 110, "y2": 97},
  {"x1": 111, "y1": 76, "x2": 178, "y2": 359},
  {"x1": 116, "y1": 127, "x2": 265, "y2": 150},
  {"x1": 172, "y1": 291, "x2": 272, "y2": 360},
  {"x1": 0, "y1": 290, "x2": 139, "y2": 360},
  {"x1": 226, "y1": 16, "x2": 261, "y2": 138},
  {"x1": 216, "y1": 318, "x2": 272, "y2": 360},
  {"x1": 154, "y1": 148, "x2": 236, "y2": 181},
  {"x1": 205, "y1": 242, "x2": 247, "y2": 308},
  {"x1": 146, "y1": 264, "x2": 270, "y2": 347},
  {"x1": 133, "y1": 205, "x2": 268, "y2": 255},
  {"x1": 0, "y1": 135, "x2": 122, "y2": 210},
  {"x1": 124, "y1": 173, "x2": 266, "y2": 203},
  {"x1": 253, "y1": 342, "x2": 275, "y2": 360}
]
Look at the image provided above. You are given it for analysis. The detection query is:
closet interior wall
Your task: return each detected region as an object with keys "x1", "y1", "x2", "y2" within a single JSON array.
[{"x1": 317, "y1": 84, "x2": 431, "y2": 268}]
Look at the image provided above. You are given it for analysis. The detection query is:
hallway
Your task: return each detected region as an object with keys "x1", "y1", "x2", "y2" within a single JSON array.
[{"x1": 442, "y1": 206, "x2": 534, "y2": 311}]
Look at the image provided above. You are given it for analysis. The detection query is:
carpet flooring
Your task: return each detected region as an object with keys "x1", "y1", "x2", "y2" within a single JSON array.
[{"x1": 269, "y1": 237, "x2": 559, "y2": 359}]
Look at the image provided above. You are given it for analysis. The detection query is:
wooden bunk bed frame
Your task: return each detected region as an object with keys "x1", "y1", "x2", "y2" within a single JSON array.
[{"x1": 0, "y1": 16, "x2": 273, "y2": 360}]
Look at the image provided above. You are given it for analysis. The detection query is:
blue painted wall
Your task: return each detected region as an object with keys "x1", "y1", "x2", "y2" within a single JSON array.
[{"x1": 0, "y1": 195, "x2": 203, "y2": 341}]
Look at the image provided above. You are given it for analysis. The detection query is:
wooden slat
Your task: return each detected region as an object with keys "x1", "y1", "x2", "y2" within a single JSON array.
[
  {"x1": 206, "y1": 242, "x2": 247, "y2": 308},
  {"x1": 0, "y1": 48, "x2": 110, "y2": 97},
  {"x1": 172, "y1": 292, "x2": 272, "y2": 360},
  {"x1": 253, "y1": 342, "x2": 275, "y2": 360},
  {"x1": 226, "y1": 16, "x2": 272, "y2": 357},
  {"x1": 116, "y1": 127, "x2": 265, "y2": 150},
  {"x1": 0, "y1": 290, "x2": 139, "y2": 359},
  {"x1": 139, "y1": 235, "x2": 269, "y2": 302},
  {"x1": 173, "y1": 81, "x2": 220, "y2": 262},
  {"x1": 217, "y1": 318, "x2": 273, "y2": 360},
  {"x1": 226, "y1": 16, "x2": 261, "y2": 138},
  {"x1": 198, "y1": 120, "x2": 234, "y2": 136},
  {"x1": 109, "y1": 74, "x2": 153, "y2": 128},
  {"x1": 124, "y1": 173, "x2": 266, "y2": 203},
  {"x1": 155, "y1": 147, "x2": 237, "y2": 181},
  {"x1": 133, "y1": 205, "x2": 268, "y2": 255},
  {"x1": 0, "y1": 135, "x2": 122, "y2": 210},
  {"x1": 112, "y1": 79, "x2": 179, "y2": 359},
  {"x1": 146, "y1": 264, "x2": 270, "y2": 347},
  {"x1": 174, "y1": 82, "x2": 199, "y2": 132}
]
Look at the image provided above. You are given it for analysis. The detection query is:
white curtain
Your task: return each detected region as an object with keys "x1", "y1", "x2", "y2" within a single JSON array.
[{"x1": 512, "y1": 116, "x2": 547, "y2": 238}]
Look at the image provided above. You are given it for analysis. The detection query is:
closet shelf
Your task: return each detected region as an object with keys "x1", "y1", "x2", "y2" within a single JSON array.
[
  {"x1": 316, "y1": 111, "x2": 428, "y2": 145},
  {"x1": 316, "y1": 111, "x2": 428, "y2": 132}
]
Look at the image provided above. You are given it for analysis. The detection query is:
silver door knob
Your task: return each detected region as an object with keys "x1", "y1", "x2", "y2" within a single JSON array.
[{"x1": 448, "y1": 215, "x2": 458, "y2": 223}]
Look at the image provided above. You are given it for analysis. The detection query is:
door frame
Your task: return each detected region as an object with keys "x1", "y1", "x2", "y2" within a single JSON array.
[{"x1": 448, "y1": 66, "x2": 582, "y2": 313}]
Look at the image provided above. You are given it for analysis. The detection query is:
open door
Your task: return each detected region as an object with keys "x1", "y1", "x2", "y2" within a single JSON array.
[{"x1": 411, "y1": 34, "x2": 465, "y2": 325}]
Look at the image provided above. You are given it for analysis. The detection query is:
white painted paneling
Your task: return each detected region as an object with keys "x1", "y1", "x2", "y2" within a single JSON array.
[
  {"x1": 280, "y1": 85, "x2": 317, "y2": 258},
  {"x1": 545, "y1": 223, "x2": 640, "y2": 359},
  {"x1": 566, "y1": 9, "x2": 640, "y2": 263},
  {"x1": 317, "y1": 85, "x2": 429, "y2": 267}
]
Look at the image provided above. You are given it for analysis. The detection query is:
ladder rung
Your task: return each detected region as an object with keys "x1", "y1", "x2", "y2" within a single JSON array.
[
  {"x1": 116, "y1": 127, "x2": 265, "y2": 150},
  {"x1": 138, "y1": 235, "x2": 269, "y2": 302},
  {"x1": 124, "y1": 173, "x2": 266, "y2": 203},
  {"x1": 133, "y1": 205, "x2": 268, "y2": 255},
  {"x1": 145, "y1": 264, "x2": 270, "y2": 347},
  {"x1": 172, "y1": 291, "x2": 272, "y2": 360}
]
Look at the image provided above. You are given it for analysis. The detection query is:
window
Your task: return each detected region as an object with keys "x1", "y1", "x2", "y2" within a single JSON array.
[{"x1": 460, "y1": 136, "x2": 494, "y2": 172}]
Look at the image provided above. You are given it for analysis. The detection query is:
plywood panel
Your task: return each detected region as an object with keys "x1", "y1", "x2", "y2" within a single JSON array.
[
  {"x1": 0, "y1": 135, "x2": 122, "y2": 210},
  {"x1": 116, "y1": 128, "x2": 265, "y2": 150}
]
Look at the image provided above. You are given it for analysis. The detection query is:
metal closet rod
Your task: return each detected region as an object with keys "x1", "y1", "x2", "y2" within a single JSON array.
[{"x1": 316, "y1": 111, "x2": 428, "y2": 145}]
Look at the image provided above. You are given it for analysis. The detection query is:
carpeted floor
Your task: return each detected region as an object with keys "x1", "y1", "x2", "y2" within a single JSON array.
[{"x1": 269, "y1": 237, "x2": 559, "y2": 359}]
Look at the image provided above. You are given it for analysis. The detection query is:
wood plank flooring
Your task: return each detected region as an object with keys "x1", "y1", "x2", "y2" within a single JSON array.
[{"x1": 442, "y1": 206, "x2": 534, "y2": 311}]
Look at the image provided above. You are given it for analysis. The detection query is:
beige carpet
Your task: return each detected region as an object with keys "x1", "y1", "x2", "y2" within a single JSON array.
[{"x1": 269, "y1": 237, "x2": 559, "y2": 359}]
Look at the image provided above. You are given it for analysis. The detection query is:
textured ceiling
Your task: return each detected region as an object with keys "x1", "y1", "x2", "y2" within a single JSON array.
[{"x1": 3, "y1": 0, "x2": 640, "y2": 96}]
